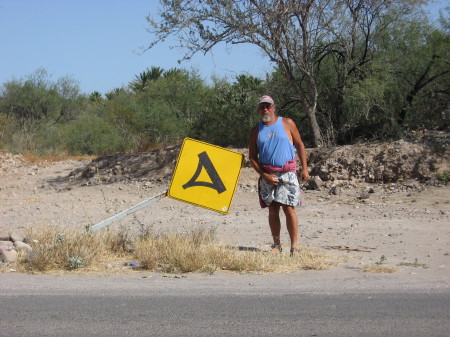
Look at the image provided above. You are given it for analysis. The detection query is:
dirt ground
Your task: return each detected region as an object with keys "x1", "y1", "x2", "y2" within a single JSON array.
[{"x1": 1, "y1": 148, "x2": 449, "y2": 282}]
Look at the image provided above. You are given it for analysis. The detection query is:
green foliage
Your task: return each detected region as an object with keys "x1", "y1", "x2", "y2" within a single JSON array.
[
  {"x1": 192, "y1": 75, "x2": 263, "y2": 147},
  {"x1": 377, "y1": 18, "x2": 450, "y2": 130},
  {"x1": 97, "y1": 68, "x2": 217, "y2": 151},
  {"x1": 67, "y1": 256, "x2": 85, "y2": 270},
  {"x1": 59, "y1": 113, "x2": 129, "y2": 155},
  {"x1": 89, "y1": 91, "x2": 103, "y2": 103},
  {"x1": 129, "y1": 66, "x2": 164, "y2": 93},
  {"x1": 309, "y1": 12, "x2": 450, "y2": 144},
  {"x1": 397, "y1": 258, "x2": 429, "y2": 268},
  {"x1": 0, "y1": 68, "x2": 84, "y2": 126},
  {"x1": 437, "y1": 171, "x2": 450, "y2": 184},
  {"x1": 0, "y1": 113, "x2": 15, "y2": 149},
  {"x1": 0, "y1": 69, "x2": 90, "y2": 154},
  {"x1": 376, "y1": 255, "x2": 387, "y2": 266}
]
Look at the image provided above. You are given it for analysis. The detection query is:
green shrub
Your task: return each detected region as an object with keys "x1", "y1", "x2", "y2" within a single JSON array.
[
  {"x1": 60, "y1": 114, "x2": 129, "y2": 155},
  {"x1": 437, "y1": 171, "x2": 450, "y2": 184}
]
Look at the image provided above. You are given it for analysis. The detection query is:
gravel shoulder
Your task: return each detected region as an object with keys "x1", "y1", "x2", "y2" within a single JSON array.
[{"x1": 0, "y1": 151, "x2": 449, "y2": 286}]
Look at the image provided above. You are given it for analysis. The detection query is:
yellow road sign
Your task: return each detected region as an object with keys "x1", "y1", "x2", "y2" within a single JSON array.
[{"x1": 168, "y1": 138, "x2": 244, "y2": 214}]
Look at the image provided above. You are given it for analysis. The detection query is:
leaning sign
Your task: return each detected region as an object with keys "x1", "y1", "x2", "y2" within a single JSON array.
[
  {"x1": 168, "y1": 138, "x2": 244, "y2": 214},
  {"x1": 88, "y1": 138, "x2": 244, "y2": 233}
]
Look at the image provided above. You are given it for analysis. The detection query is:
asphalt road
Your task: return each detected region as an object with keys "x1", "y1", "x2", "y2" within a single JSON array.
[{"x1": 1, "y1": 270, "x2": 449, "y2": 337}]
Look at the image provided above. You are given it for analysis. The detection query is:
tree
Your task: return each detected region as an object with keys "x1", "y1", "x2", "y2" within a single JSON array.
[
  {"x1": 192, "y1": 74, "x2": 263, "y2": 147},
  {"x1": 389, "y1": 25, "x2": 449, "y2": 127},
  {"x1": 0, "y1": 68, "x2": 84, "y2": 126},
  {"x1": 313, "y1": 1, "x2": 429, "y2": 142},
  {"x1": 89, "y1": 91, "x2": 103, "y2": 103},
  {"x1": 129, "y1": 66, "x2": 165, "y2": 93},
  {"x1": 146, "y1": 0, "x2": 323, "y2": 146},
  {"x1": 106, "y1": 68, "x2": 212, "y2": 149},
  {"x1": 146, "y1": 0, "x2": 426, "y2": 147}
]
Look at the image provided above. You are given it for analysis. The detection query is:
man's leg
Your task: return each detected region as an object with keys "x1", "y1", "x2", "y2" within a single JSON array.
[
  {"x1": 282, "y1": 205, "x2": 298, "y2": 249},
  {"x1": 268, "y1": 202, "x2": 281, "y2": 249}
]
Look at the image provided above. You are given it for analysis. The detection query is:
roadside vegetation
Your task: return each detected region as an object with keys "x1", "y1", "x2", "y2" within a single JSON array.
[
  {"x1": 12, "y1": 226, "x2": 340, "y2": 274},
  {"x1": 0, "y1": 3, "x2": 448, "y2": 157},
  {"x1": 361, "y1": 255, "x2": 398, "y2": 274}
]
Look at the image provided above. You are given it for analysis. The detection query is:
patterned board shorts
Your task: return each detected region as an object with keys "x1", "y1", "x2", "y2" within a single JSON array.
[{"x1": 258, "y1": 171, "x2": 301, "y2": 208}]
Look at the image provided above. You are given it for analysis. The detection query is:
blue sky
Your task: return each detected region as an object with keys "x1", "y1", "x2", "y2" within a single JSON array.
[{"x1": 0, "y1": 0, "x2": 446, "y2": 95}]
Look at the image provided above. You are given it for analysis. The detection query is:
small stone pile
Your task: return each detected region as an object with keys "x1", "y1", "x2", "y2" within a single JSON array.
[
  {"x1": 0, "y1": 152, "x2": 27, "y2": 175},
  {"x1": 0, "y1": 232, "x2": 32, "y2": 264},
  {"x1": 306, "y1": 134, "x2": 449, "y2": 184}
]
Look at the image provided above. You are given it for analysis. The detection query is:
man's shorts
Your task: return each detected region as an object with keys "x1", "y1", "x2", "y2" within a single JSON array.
[{"x1": 258, "y1": 171, "x2": 301, "y2": 208}]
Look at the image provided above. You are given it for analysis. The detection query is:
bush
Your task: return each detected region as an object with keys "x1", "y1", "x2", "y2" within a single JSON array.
[
  {"x1": 59, "y1": 114, "x2": 129, "y2": 155},
  {"x1": 24, "y1": 226, "x2": 114, "y2": 272},
  {"x1": 437, "y1": 171, "x2": 450, "y2": 184}
]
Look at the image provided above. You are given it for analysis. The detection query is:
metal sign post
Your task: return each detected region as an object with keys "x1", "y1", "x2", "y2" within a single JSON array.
[
  {"x1": 86, "y1": 137, "x2": 243, "y2": 233},
  {"x1": 87, "y1": 190, "x2": 167, "y2": 233}
]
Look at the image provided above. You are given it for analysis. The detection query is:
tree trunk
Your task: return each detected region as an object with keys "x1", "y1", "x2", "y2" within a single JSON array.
[
  {"x1": 306, "y1": 104, "x2": 323, "y2": 148},
  {"x1": 297, "y1": 79, "x2": 324, "y2": 148}
]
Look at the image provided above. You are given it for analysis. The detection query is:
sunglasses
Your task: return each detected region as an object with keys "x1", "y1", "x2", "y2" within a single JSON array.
[{"x1": 258, "y1": 103, "x2": 273, "y2": 110}]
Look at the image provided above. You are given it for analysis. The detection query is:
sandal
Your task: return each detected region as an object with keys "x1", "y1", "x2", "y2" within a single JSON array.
[
  {"x1": 290, "y1": 247, "x2": 300, "y2": 257},
  {"x1": 271, "y1": 244, "x2": 282, "y2": 254}
]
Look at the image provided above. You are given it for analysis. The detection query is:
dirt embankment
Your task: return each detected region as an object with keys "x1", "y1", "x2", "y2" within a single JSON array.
[{"x1": 57, "y1": 131, "x2": 448, "y2": 191}]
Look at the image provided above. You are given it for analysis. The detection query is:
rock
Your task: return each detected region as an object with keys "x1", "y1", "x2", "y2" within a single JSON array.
[
  {"x1": 1, "y1": 249, "x2": 17, "y2": 263},
  {"x1": 0, "y1": 241, "x2": 14, "y2": 251},
  {"x1": 358, "y1": 191, "x2": 370, "y2": 200},
  {"x1": 14, "y1": 241, "x2": 33, "y2": 252},
  {"x1": 0, "y1": 232, "x2": 10, "y2": 241},
  {"x1": 10, "y1": 232, "x2": 25, "y2": 243},
  {"x1": 329, "y1": 186, "x2": 341, "y2": 195},
  {"x1": 306, "y1": 132, "x2": 448, "y2": 183},
  {"x1": 307, "y1": 176, "x2": 323, "y2": 190}
]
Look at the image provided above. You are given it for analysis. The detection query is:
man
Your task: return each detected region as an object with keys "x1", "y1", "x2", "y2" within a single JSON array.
[{"x1": 248, "y1": 95, "x2": 310, "y2": 256}]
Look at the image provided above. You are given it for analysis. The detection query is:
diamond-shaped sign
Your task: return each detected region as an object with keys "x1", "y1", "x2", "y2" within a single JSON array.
[{"x1": 168, "y1": 138, "x2": 244, "y2": 214}]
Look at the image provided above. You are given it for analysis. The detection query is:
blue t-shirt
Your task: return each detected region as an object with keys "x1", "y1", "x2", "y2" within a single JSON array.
[{"x1": 257, "y1": 117, "x2": 295, "y2": 167}]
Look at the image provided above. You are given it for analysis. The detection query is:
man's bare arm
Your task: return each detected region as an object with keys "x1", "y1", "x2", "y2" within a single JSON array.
[{"x1": 284, "y1": 118, "x2": 310, "y2": 181}]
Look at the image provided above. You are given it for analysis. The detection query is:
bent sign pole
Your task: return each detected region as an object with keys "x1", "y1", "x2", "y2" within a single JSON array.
[
  {"x1": 87, "y1": 191, "x2": 168, "y2": 233},
  {"x1": 86, "y1": 137, "x2": 244, "y2": 232}
]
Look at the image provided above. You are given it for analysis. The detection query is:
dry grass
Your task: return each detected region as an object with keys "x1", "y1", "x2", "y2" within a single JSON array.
[
  {"x1": 360, "y1": 255, "x2": 397, "y2": 273},
  {"x1": 134, "y1": 227, "x2": 219, "y2": 273},
  {"x1": 15, "y1": 225, "x2": 340, "y2": 274},
  {"x1": 134, "y1": 226, "x2": 341, "y2": 274},
  {"x1": 19, "y1": 225, "x2": 131, "y2": 273},
  {"x1": 361, "y1": 265, "x2": 397, "y2": 273},
  {"x1": 22, "y1": 152, "x2": 95, "y2": 166}
]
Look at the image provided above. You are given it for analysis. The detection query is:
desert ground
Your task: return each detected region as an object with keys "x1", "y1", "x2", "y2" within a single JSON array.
[{"x1": 1, "y1": 143, "x2": 449, "y2": 283}]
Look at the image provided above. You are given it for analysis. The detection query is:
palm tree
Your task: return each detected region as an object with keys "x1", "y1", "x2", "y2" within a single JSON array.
[
  {"x1": 89, "y1": 91, "x2": 103, "y2": 103},
  {"x1": 130, "y1": 66, "x2": 164, "y2": 93}
]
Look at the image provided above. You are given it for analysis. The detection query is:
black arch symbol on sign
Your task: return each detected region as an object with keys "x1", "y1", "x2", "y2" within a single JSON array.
[{"x1": 182, "y1": 151, "x2": 226, "y2": 194}]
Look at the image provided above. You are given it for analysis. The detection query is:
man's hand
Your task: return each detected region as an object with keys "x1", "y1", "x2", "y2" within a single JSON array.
[
  {"x1": 299, "y1": 170, "x2": 310, "y2": 182},
  {"x1": 262, "y1": 173, "x2": 279, "y2": 186}
]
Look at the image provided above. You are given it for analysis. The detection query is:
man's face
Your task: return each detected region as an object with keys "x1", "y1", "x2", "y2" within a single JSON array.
[{"x1": 258, "y1": 103, "x2": 275, "y2": 123}]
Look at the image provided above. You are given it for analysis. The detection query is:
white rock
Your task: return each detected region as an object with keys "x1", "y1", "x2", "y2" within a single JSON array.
[
  {"x1": 1, "y1": 249, "x2": 17, "y2": 263},
  {"x1": 10, "y1": 232, "x2": 25, "y2": 243},
  {"x1": 0, "y1": 233, "x2": 10, "y2": 241},
  {"x1": 0, "y1": 241, "x2": 14, "y2": 251},
  {"x1": 14, "y1": 241, "x2": 33, "y2": 252}
]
